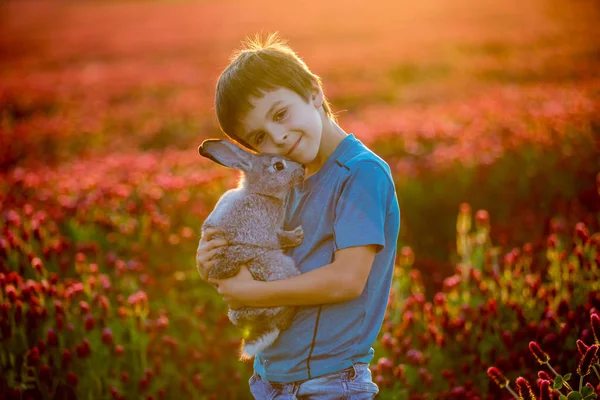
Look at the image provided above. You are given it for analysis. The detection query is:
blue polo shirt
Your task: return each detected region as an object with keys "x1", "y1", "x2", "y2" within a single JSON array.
[{"x1": 253, "y1": 134, "x2": 400, "y2": 383}]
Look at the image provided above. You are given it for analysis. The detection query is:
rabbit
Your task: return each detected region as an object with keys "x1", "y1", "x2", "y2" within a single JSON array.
[{"x1": 198, "y1": 139, "x2": 305, "y2": 360}]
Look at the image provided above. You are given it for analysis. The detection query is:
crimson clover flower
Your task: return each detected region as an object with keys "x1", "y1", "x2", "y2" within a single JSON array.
[
  {"x1": 591, "y1": 314, "x2": 600, "y2": 345},
  {"x1": 577, "y1": 344, "x2": 599, "y2": 377},
  {"x1": 487, "y1": 366, "x2": 509, "y2": 389},
  {"x1": 516, "y1": 377, "x2": 536, "y2": 400},
  {"x1": 529, "y1": 341, "x2": 550, "y2": 364},
  {"x1": 539, "y1": 379, "x2": 550, "y2": 400},
  {"x1": 66, "y1": 372, "x2": 78, "y2": 387},
  {"x1": 577, "y1": 339, "x2": 589, "y2": 356},
  {"x1": 537, "y1": 371, "x2": 551, "y2": 381}
]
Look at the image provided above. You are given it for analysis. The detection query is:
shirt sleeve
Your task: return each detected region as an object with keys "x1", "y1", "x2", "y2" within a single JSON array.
[{"x1": 333, "y1": 162, "x2": 391, "y2": 253}]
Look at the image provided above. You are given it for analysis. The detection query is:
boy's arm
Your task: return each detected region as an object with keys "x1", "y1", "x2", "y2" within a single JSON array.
[
  {"x1": 210, "y1": 244, "x2": 377, "y2": 308},
  {"x1": 210, "y1": 162, "x2": 393, "y2": 308}
]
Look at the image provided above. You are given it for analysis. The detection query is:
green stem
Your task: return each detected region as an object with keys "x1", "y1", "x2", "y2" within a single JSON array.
[
  {"x1": 546, "y1": 362, "x2": 574, "y2": 392},
  {"x1": 546, "y1": 362, "x2": 560, "y2": 377},
  {"x1": 506, "y1": 384, "x2": 520, "y2": 400},
  {"x1": 592, "y1": 365, "x2": 600, "y2": 381},
  {"x1": 579, "y1": 374, "x2": 583, "y2": 393}
]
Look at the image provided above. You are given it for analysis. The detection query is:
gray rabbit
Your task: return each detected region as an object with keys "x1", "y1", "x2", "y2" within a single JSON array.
[{"x1": 198, "y1": 139, "x2": 305, "y2": 360}]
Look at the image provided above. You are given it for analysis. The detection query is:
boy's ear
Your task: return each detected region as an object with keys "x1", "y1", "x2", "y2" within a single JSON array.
[
  {"x1": 311, "y1": 85, "x2": 324, "y2": 108},
  {"x1": 198, "y1": 139, "x2": 253, "y2": 171}
]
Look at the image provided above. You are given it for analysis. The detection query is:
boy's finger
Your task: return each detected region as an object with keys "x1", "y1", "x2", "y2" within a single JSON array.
[
  {"x1": 197, "y1": 260, "x2": 215, "y2": 280},
  {"x1": 203, "y1": 259, "x2": 217, "y2": 271},
  {"x1": 200, "y1": 237, "x2": 227, "y2": 250},
  {"x1": 203, "y1": 248, "x2": 220, "y2": 261},
  {"x1": 196, "y1": 249, "x2": 221, "y2": 269},
  {"x1": 207, "y1": 277, "x2": 219, "y2": 285},
  {"x1": 205, "y1": 239, "x2": 228, "y2": 252},
  {"x1": 197, "y1": 240, "x2": 226, "y2": 257},
  {"x1": 203, "y1": 228, "x2": 224, "y2": 241}
]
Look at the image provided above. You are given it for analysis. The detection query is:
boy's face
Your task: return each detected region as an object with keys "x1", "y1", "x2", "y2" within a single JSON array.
[{"x1": 238, "y1": 87, "x2": 324, "y2": 165}]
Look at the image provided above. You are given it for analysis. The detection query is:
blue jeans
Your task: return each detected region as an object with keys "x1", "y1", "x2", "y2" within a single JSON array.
[{"x1": 249, "y1": 362, "x2": 379, "y2": 399}]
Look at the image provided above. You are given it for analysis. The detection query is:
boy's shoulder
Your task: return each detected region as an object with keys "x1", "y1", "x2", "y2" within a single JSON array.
[{"x1": 335, "y1": 136, "x2": 393, "y2": 180}]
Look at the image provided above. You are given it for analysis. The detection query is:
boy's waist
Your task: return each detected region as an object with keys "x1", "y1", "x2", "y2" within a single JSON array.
[
  {"x1": 254, "y1": 351, "x2": 374, "y2": 383},
  {"x1": 252, "y1": 301, "x2": 372, "y2": 382}
]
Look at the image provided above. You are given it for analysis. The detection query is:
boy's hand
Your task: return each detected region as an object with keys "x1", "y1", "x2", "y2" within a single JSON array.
[
  {"x1": 196, "y1": 228, "x2": 228, "y2": 281},
  {"x1": 209, "y1": 265, "x2": 259, "y2": 309}
]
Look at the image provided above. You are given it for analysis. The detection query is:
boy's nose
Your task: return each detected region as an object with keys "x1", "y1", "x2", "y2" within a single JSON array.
[{"x1": 270, "y1": 128, "x2": 289, "y2": 146}]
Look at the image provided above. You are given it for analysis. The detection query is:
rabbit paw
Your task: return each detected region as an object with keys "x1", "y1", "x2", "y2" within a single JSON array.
[
  {"x1": 291, "y1": 226, "x2": 304, "y2": 242},
  {"x1": 278, "y1": 226, "x2": 304, "y2": 248}
]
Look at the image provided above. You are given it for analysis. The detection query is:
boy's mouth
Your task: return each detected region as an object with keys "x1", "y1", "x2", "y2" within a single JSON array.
[{"x1": 286, "y1": 137, "x2": 301, "y2": 156}]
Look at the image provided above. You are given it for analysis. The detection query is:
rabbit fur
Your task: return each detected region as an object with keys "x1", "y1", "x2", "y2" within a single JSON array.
[{"x1": 198, "y1": 139, "x2": 305, "y2": 360}]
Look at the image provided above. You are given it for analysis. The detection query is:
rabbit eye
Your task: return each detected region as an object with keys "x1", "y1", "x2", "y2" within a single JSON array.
[{"x1": 273, "y1": 161, "x2": 285, "y2": 171}]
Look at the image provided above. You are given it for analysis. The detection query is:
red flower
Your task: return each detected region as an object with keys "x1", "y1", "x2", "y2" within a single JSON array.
[
  {"x1": 574, "y1": 222, "x2": 589, "y2": 243},
  {"x1": 80, "y1": 301, "x2": 90, "y2": 314},
  {"x1": 56, "y1": 314, "x2": 64, "y2": 331},
  {"x1": 76, "y1": 338, "x2": 91, "y2": 358},
  {"x1": 101, "y1": 328, "x2": 113, "y2": 346},
  {"x1": 31, "y1": 257, "x2": 44, "y2": 274},
  {"x1": 39, "y1": 364, "x2": 52, "y2": 383},
  {"x1": 539, "y1": 379, "x2": 551, "y2": 400},
  {"x1": 75, "y1": 252, "x2": 86, "y2": 263},
  {"x1": 577, "y1": 344, "x2": 598, "y2": 377},
  {"x1": 459, "y1": 202, "x2": 471, "y2": 214},
  {"x1": 139, "y1": 376, "x2": 150, "y2": 391},
  {"x1": 47, "y1": 328, "x2": 58, "y2": 347},
  {"x1": 5, "y1": 285, "x2": 18, "y2": 302},
  {"x1": 547, "y1": 234, "x2": 558, "y2": 249},
  {"x1": 394, "y1": 364, "x2": 406, "y2": 381},
  {"x1": 66, "y1": 371, "x2": 78, "y2": 387},
  {"x1": 54, "y1": 300, "x2": 64, "y2": 315},
  {"x1": 84, "y1": 314, "x2": 95, "y2": 331},
  {"x1": 62, "y1": 349, "x2": 73, "y2": 368},
  {"x1": 377, "y1": 357, "x2": 394, "y2": 373},
  {"x1": 97, "y1": 295, "x2": 110, "y2": 314},
  {"x1": 529, "y1": 341, "x2": 550, "y2": 364},
  {"x1": 591, "y1": 314, "x2": 600, "y2": 345},
  {"x1": 487, "y1": 366, "x2": 509, "y2": 389},
  {"x1": 115, "y1": 344, "x2": 124, "y2": 356},
  {"x1": 156, "y1": 315, "x2": 169, "y2": 330},
  {"x1": 475, "y1": 210, "x2": 489, "y2": 227},
  {"x1": 36, "y1": 339, "x2": 46, "y2": 354},
  {"x1": 516, "y1": 377, "x2": 535, "y2": 400},
  {"x1": 110, "y1": 386, "x2": 121, "y2": 399},
  {"x1": 27, "y1": 347, "x2": 40, "y2": 366},
  {"x1": 577, "y1": 339, "x2": 589, "y2": 356},
  {"x1": 538, "y1": 371, "x2": 551, "y2": 381},
  {"x1": 192, "y1": 374, "x2": 203, "y2": 389}
]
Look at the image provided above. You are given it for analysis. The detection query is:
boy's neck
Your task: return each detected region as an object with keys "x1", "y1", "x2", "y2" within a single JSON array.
[{"x1": 305, "y1": 117, "x2": 348, "y2": 178}]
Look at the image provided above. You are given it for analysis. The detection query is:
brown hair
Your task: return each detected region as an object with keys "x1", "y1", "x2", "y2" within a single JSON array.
[{"x1": 215, "y1": 33, "x2": 334, "y2": 150}]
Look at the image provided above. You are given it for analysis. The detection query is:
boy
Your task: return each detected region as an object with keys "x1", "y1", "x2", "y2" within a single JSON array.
[{"x1": 196, "y1": 33, "x2": 400, "y2": 399}]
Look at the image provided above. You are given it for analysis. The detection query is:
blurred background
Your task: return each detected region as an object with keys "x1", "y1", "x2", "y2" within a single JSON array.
[{"x1": 1, "y1": 0, "x2": 600, "y2": 398}]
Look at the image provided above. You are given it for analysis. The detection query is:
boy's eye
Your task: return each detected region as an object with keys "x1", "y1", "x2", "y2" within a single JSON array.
[
  {"x1": 255, "y1": 133, "x2": 265, "y2": 145},
  {"x1": 273, "y1": 161, "x2": 285, "y2": 171},
  {"x1": 274, "y1": 109, "x2": 287, "y2": 122}
]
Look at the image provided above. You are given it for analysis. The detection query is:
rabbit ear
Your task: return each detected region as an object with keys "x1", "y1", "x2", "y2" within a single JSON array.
[{"x1": 198, "y1": 139, "x2": 253, "y2": 171}]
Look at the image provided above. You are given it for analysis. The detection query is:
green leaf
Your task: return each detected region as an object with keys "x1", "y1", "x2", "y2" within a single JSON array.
[
  {"x1": 564, "y1": 373, "x2": 572, "y2": 381},
  {"x1": 560, "y1": 395, "x2": 568, "y2": 400},
  {"x1": 583, "y1": 394, "x2": 597, "y2": 400},
  {"x1": 582, "y1": 386, "x2": 594, "y2": 397},
  {"x1": 554, "y1": 376, "x2": 564, "y2": 390},
  {"x1": 567, "y1": 392, "x2": 583, "y2": 400}
]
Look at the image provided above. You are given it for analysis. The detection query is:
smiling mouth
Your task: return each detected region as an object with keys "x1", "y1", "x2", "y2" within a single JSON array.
[{"x1": 287, "y1": 138, "x2": 301, "y2": 156}]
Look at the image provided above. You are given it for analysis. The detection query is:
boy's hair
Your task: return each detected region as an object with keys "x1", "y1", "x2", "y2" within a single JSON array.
[{"x1": 215, "y1": 33, "x2": 334, "y2": 150}]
